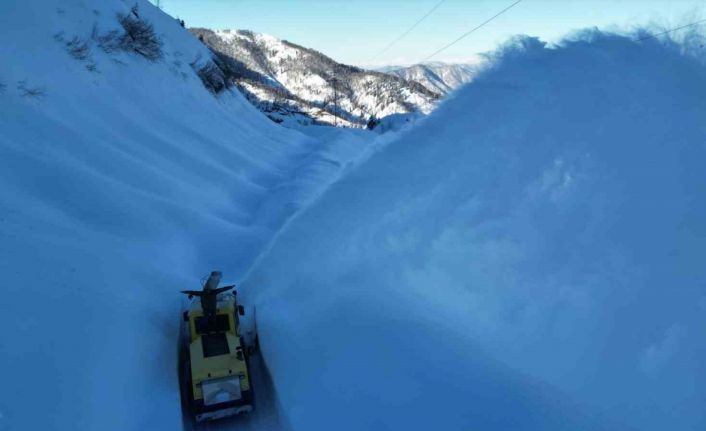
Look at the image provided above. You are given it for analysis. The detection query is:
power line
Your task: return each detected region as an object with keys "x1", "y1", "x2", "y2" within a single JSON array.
[
  {"x1": 421, "y1": 0, "x2": 524, "y2": 62},
  {"x1": 636, "y1": 18, "x2": 706, "y2": 42},
  {"x1": 369, "y1": 0, "x2": 448, "y2": 62}
]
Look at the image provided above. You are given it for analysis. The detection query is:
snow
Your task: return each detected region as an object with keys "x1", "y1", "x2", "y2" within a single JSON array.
[
  {"x1": 0, "y1": 1, "x2": 373, "y2": 430},
  {"x1": 242, "y1": 32, "x2": 706, "y2": 431},
  {"x1": 301, "y1": 74, "x2": 328, "y2": 93},
  {"x1": 255, "y1": 33, "x2": 300, "y2": 63},
  {"x1": 384, "y1": 62, "x2": 479, "y2": 96},
  {"x1": 370, "y1": 112, "x2": 423, "y2": 134},
  {"x1": 2, "y1": 1, "x2": 706, "y2": 430}
]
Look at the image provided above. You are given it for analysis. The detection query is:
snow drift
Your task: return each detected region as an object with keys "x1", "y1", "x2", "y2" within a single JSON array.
[{"x1": 244, "y1": 32, "x2": 706, "y2": 431}]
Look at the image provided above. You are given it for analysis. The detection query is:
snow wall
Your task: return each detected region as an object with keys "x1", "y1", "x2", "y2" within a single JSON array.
[{"x1": 244, "y1": 32, "x2": 706, "y2": 431}]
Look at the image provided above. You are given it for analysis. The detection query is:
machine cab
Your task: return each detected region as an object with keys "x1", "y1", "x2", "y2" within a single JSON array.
[{"x1": 184, "y1": 292, "x2": 253, "y2": 422}]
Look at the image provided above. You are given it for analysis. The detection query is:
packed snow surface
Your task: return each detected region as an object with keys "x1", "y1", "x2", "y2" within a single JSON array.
[{"x1": 243, "y1": 33, "x2": 706, "y2": 431}]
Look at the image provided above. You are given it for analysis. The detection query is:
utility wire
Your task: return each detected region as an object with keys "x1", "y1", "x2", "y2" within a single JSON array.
[
  {"x1": 421, "y1": 0, "x2": 524, "y2": 62},
  {"x1": 369, "y1": 0, "x2": 448, "y2": 62},
  {"x1": 636, "y1": 18, "x2": 706, "y2": 41}
]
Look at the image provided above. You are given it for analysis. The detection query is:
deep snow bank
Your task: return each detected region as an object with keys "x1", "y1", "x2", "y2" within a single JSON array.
[
  {"x1": 244, "y1": 32, "x2": 706, "y2": 430},
  {"x1": 0, "y1": 1, "x2": 372, "y2": 430}
]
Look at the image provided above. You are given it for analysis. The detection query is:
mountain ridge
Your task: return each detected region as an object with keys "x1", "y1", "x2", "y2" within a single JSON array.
[
  {"x1": 382, "y1": 62, "x2": 478, "y2": 95},
  {"x1": 190, "y1": 28, "x2": 441, "y2": 128}
]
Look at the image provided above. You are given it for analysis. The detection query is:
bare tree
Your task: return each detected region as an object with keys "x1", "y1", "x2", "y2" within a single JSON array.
[
  {"x1": 66, "y1": 36, "x2": 91, "y2": 60},
  {"x1": 117, "y1": 4, "x2": 163, "y2": 61},
  {"x1": 17, "y1": 81, "x2": 46, "y2": 99},
  {"x1": 192, "y1": 60, "x2": 227, "y2": 94}
]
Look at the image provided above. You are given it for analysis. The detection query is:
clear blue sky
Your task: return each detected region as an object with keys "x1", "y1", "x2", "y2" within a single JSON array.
[{"x1": 152, "y1": 0, "x2": 702, "y2": 67}]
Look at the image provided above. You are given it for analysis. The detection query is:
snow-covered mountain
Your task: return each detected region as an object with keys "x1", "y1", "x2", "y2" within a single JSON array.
[
  {"x1": 381, "y1": 62, "x2": 478, "y2": 95},
  {"x1": 190, "y1": 28, "x2": 440, "y2": 128}
]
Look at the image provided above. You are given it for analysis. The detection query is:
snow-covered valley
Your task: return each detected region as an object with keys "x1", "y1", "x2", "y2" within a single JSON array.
[{"x1": 2, "y1": 1, "x2": 706, "y2": 431}]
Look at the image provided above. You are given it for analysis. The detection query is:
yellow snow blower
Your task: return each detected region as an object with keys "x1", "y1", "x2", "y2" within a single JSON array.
[{"x1": 179, "y1": 271, "x2": 254, "y2": 422}]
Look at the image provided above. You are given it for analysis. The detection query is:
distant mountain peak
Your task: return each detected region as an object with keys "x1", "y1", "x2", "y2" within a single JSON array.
[{"x1": 381, "y1": 62, "x2": 479, "y2": 96}]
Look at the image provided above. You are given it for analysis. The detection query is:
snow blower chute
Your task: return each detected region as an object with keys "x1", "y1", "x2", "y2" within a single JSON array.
[{"x1": 179, "y1": 271, "x2": 254, "y2": 422}]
